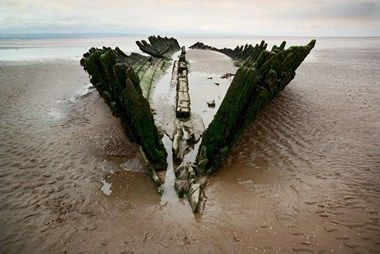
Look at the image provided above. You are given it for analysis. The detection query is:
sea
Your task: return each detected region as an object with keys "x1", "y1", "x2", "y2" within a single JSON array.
[{"x1": 0, "y1": 35, "x2": 379, "y2": 253}]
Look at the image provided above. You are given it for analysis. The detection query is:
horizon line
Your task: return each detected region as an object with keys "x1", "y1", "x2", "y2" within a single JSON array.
[{"x1": 1, "y1": 33, "x2": 379, "y2": 40}]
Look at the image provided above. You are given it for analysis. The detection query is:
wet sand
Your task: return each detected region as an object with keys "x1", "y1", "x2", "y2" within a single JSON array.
[{"x1": 1, "y1": 42, "x2": 380, "y2": 253}]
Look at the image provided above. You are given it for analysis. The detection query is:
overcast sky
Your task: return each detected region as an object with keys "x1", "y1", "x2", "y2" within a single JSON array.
[{"x1": 1, "y1": 0, "x2": 379, "y2": 36}]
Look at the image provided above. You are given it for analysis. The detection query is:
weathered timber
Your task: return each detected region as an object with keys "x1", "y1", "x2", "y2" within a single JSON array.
[
  {"x1": 172, "y1": 47, "x2": 198, "y2": 161},
  {"x1": 190, "y1": 40, "x2": 272, "y2": 65},
  {"x1": 95, "y1": 47, "x2": 169, "y2": 99},
  {"x1": 80, "y1": 47, "x2": 168, "y2": 172},
  {"x1": 81, "y1": 36, "x2": 316, "y2": 214},
  {"x1": 136, "y1": 35, "x2": 180, "y2": 59},
  {"x1": 175, "y1": 47, "x2": 191, "y2": 118},
  {"x1": 174, "y1": 162, "x2": 206, "y2": 213},
  {"x1": 195, "y1": 40, "x2": 316, "y2": 175}
]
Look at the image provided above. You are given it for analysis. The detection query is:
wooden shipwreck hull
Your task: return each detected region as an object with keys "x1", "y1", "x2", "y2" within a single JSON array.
[
  {"x1": 80, "y1": 36, "x2": 181, "y2": 173},
  {"x1": 80, "y1": 36, "x2": 316, "y2": 213},
  {"x1": 192, "y1": 40, "x2": 316, "y2": 174}
]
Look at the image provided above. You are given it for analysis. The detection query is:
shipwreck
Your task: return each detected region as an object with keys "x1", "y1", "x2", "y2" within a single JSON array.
[{"x1": 80, "y1": 35, "x2": 316, "y2": 213}]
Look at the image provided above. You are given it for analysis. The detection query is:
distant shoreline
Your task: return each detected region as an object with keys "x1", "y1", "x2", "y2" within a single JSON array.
[
  {"x1": 1, "y1": 33, "x2": 380, "y2": 40},
  {"x1": 0, "y1": 33, "x2": 144, "y2": 40}
]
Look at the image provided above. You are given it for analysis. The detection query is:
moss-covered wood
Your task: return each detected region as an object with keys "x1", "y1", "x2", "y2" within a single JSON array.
[
  {"x1": 116, "y1": 48, "x2": 173, "y2": 100},
  {"x1": 175, "y1": 47, "x2": 191, "y2": 118},
  {"x1": 190, "y1": 40, "x2": 272, "y2": 65},
  {"x1": 80, "y1": 47, "x2": 167, "y2": 171},
  {"x1": 136, "y1": 35, "x2": 180, "y2": 59},
  {"x1": 195, "y1": 40, "x2": 316, "y2": 174},
  {"x1": 80, "y1": 36, "x2": 316, "y2": 213}
]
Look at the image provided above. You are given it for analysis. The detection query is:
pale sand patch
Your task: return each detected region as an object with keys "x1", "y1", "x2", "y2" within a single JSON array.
[{"x1": 186, "y1": 48, "x2": 237, "y2": 74}]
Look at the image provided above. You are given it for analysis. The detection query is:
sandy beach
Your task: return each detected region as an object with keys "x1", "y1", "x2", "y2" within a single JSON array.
[{"x1": 0, "y1": 37, "x2": 380, "y2": 253}]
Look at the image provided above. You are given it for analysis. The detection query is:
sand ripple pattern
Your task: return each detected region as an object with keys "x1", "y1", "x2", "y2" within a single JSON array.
[
  {"x1": 208, "y1": 47, "x2": 380, "y2": 253},
  {"x1": 0, "y1": 61, "x2": 144, "y2": 253}
]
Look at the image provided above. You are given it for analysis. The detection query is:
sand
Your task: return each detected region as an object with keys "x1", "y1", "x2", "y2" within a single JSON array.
[{"x1": 0, "y1": 42, "x2": 380, "y2": 253}]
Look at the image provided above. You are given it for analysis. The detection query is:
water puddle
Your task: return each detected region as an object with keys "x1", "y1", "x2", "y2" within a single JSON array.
[
  {"x1": 183, "y1": 138, "x2": 202, "y2": 163},
  {"x1": 100, "y1": 179, "x2": 112, "y2": 196},
  {"x1": 160, "y1": 134, "x2": 177, "y2": 203}
]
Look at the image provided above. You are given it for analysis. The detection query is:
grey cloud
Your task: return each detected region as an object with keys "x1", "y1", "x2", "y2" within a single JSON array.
[
  {"x1": 0, "y1": 0, "x2": 379, "y2": 36},
  {"x1": 269, "y1": 1, "x2": 379, "y2": 22},
  {"x1": 320, "y1": 1, "x2": 380, "y2": 20}
]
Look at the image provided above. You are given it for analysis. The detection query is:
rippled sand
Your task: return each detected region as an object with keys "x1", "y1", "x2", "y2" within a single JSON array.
[{"x1": 1, "y1": 43, "x2": 380, "y2": 253}]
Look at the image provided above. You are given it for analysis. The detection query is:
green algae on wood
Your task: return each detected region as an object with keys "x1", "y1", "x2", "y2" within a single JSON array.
[
  {"x1": 190, "y1": 40, "x2": 272, "y2": 66},
  {"x1": 195, "y1": 40, "x2": 316, "y2": 175},
  {"x1": 133, "y1": 36, "x2": 180, "y2": 100},
  {"x1": 80, "y1": 47, "x2": 168, "y2": 171},
  {"x1": 175, "y1": 47, "x2": 191, "y2": 118},
  {"x1": 136, "y1": 35, "x2": 180, "y2": 59},
  {"x1": 113, "y1": 45, "x2": 177, "y2": 101}
]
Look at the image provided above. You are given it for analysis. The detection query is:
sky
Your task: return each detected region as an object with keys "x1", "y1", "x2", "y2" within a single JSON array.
[{"x1": 0, "y1": 0, "x2": 379, "y2": 37}]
